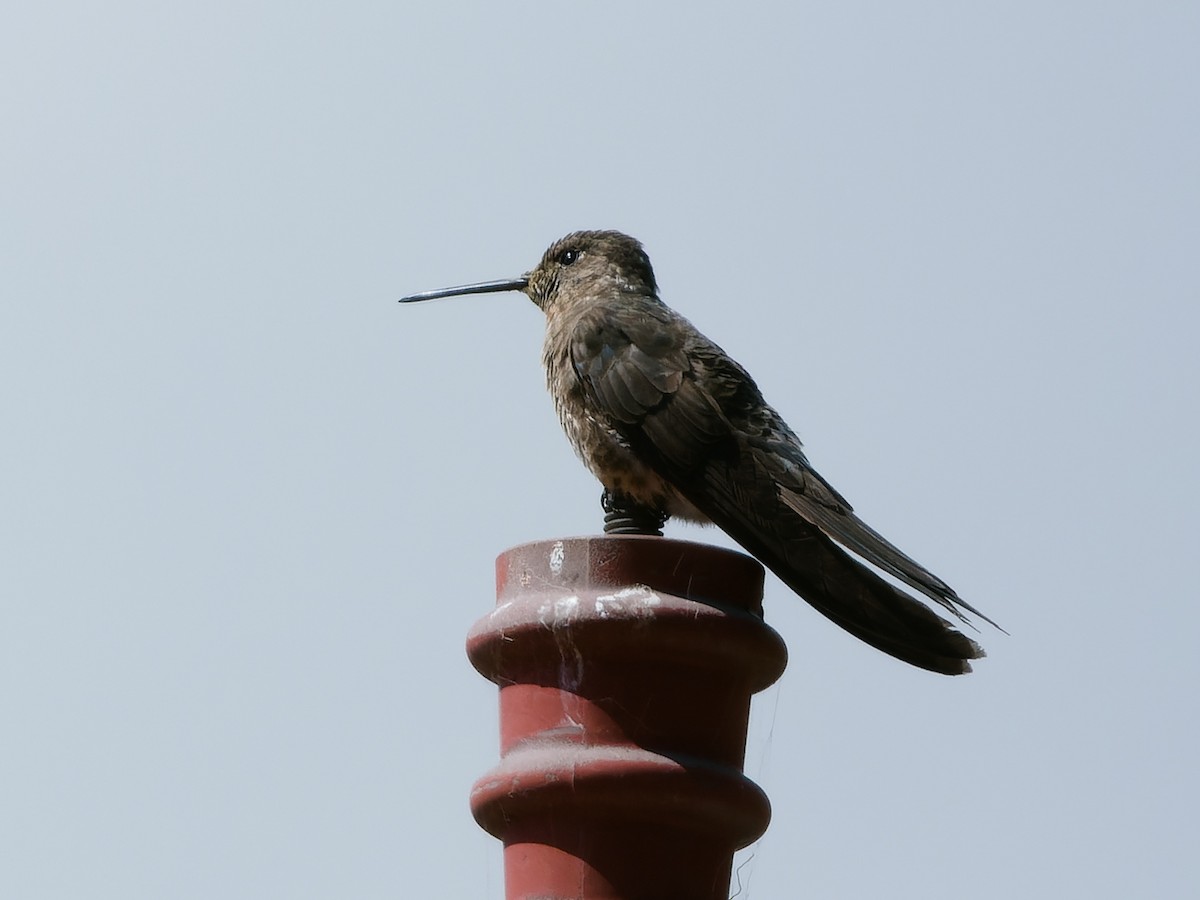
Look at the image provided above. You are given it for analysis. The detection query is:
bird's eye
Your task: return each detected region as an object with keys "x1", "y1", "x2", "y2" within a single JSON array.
[{"x1": 558, "y1": 248, "x2": 579, "y2": 266}]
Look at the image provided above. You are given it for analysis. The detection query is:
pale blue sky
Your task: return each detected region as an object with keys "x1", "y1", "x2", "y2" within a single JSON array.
[{"x1": 3, "y1": 2, "x2": 1198, "y2": 897}]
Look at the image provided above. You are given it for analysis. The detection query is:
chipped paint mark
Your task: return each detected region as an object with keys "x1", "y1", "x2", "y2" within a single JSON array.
[
  {"x1": 594, "y1": 585, "x2": 661, "y2": 616},
  {"x1": 536, "y1": 595, "x2": 580, "y2": 626},
  {"x1": 548, "y1": 540, "x2": 565, "y2": 575}
]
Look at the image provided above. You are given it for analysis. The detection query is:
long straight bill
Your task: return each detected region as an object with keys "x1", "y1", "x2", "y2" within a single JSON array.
[{"x1": 399, "y1": 277, "x2": 529, "y2": 303}]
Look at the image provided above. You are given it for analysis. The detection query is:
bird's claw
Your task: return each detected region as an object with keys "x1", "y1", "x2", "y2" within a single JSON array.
[{"x1": 601, "y1": 489, "x2": 668, "y2": 536}]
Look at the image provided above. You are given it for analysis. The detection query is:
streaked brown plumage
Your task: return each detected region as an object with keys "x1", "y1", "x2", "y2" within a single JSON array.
[{"x1": 401, "y1": 230, "x2": 999, "y2": 674}]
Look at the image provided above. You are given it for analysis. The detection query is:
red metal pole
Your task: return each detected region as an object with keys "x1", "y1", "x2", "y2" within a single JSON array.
[{"x1": 467, "y1": 535, "x2": 787, "y2": 900}]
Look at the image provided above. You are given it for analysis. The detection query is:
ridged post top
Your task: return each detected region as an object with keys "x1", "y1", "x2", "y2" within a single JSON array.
[{"x1": 467, "y1": 535, "x2": 787, "y2": 900}]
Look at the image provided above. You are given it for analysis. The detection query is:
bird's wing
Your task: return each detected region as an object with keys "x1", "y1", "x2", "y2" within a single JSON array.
[
  {"x1": 569, "y1": 302, "x2": 990, "y2": 674},
  {"x1": 570, "y1": 304, "x2": 739, "y2": 470}
]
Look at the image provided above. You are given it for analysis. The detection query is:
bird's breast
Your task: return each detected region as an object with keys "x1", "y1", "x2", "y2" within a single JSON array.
[{"x1": 542, "y1": 326, "x2": 707, "y2": 523}]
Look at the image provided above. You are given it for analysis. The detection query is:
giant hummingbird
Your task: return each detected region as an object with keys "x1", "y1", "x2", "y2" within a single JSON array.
[{"x1": 401, "y1": 230, "x2": 999, "y2": 675}]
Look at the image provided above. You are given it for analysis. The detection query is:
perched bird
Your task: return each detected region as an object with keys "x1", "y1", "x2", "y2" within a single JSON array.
[{"x1": 401, "y1": 230, "x2": 998, "y2": 674}]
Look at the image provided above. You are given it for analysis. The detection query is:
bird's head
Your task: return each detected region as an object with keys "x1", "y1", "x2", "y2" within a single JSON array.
[
  {"x1": 525, "y1": 231, "x2": 659, "y2": 314},
  {"x1": 399, "y1": 230, "x2": 658, "y2": 315}
]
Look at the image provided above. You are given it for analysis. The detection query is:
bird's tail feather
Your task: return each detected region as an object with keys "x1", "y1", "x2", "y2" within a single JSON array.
[
  {"x1": 779, "y1": 486, "x2": 1002, "y2": 631},
  {"x1": 707, "y1": 505, "x2": 984, "y2": 675}
]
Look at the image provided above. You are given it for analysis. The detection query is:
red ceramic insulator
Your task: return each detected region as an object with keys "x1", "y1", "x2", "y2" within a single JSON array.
[{"x1": 467, "y1": 535, "x2": 788, "y2": 900}]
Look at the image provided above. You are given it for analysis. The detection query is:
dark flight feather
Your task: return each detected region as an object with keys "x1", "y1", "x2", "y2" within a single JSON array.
[{"x1": 569, "y1": 300, "x2": 989, "y2": 675}]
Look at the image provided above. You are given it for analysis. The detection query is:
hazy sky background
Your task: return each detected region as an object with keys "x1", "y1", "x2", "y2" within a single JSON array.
[{"x1": 4, "y1": 2, "x2": 1197, "y2": 897}]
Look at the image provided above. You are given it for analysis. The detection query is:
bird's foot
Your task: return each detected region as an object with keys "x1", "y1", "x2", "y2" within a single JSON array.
[{"x1": 601, "y1": 489, "x2": 668, "y2": 536}]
